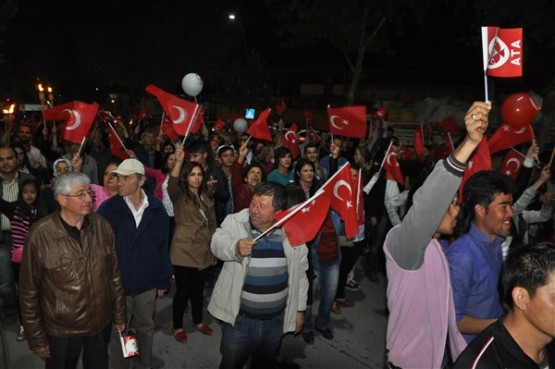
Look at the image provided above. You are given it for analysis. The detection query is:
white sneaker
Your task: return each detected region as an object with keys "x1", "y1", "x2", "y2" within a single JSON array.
[{"x1": 16, "y1": 325, "x2": 25, "y2": 341}]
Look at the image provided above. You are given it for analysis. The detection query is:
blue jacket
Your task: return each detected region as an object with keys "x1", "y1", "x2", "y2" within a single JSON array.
[{"x1": 98, "y1": 194, "x2": 172, "y2": 296}]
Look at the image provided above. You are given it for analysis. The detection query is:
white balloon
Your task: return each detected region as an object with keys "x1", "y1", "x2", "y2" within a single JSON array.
[
  {"x1": 181, "y1": 73, "x2": 204, "y2": 97},
  {"x1": 233, "y1": 118, "x2": 248, "y2": 133}
]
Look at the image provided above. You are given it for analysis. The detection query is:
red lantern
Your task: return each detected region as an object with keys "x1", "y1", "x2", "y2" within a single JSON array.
[{"x1": 500, "y1": 92, "x2": 541, "y2": 129}]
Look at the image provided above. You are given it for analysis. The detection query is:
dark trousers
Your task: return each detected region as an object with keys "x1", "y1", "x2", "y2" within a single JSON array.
[
  {"x1": 336, "y1": 240, "x2": 364, "y2": 300},
  {"x1": 46, "y1": 325, "x2": 111, "y2": 369},
  {"x1": 172, "y1": 265, "x2": 208, "y2": 329}
]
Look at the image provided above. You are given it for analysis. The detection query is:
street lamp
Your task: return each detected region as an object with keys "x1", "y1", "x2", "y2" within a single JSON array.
[
  {"x1": 47, "y1": 86, "x2": 54, "y2": 106},
  {"x1": 228, "y1": 13, "x2": 248, "y2": 58}
]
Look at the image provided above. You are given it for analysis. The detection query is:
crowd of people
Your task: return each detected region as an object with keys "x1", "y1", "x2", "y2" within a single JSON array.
[{"x1": 0, "y1": 100, "x2": 554, "y2": 369}]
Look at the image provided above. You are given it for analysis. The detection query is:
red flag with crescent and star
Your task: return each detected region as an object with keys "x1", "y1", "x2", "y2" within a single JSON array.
[
  {"x1": 214, "y1": 118, "x2": 226, "y2": 134},
  {"x1": 145, "y1": 84, "x2": 201, "y2": 136},
  {"x1": 161, "y1": 114, "x2": 180, "y2": 142},
  {"x1": 275, "y1": 192, "x2": 331, "y2": 246},
  {"x1": 108, "y1": 123, "x2": 130, "y2": 160},
  {"x1": 43, "y1": 101, "x2": 99, "y2": 144},
  {"x1": 458, "y1": 137, "x2": 492, "y2": 202},
  {"x1": 497, "y1": 149, "x2": 525, "y2": 180},
  {"x1": 414, "y1": 125, "x2": 427, "y2": 160},
  {"x1": 320, "y1": 163, "x2": 358, "y2": 238},
  {"x1": 383, "y1": 145, "x2": 405, "y2": 186},
  {"x1": 280, "y1": 123, "x2": 300, "y2": 159},
  {"x1": 482, "y1": 27, "x2": 523, "y2": 78},
  {"x1": 488, "y1": 124, "x2": 534, "y2": 154},
  {"x1": 247, "y1": 108, "x2": 273, "y2": 141},
  {"x1": 327, "y1": 105, "x2": 367, "y2": 139}
]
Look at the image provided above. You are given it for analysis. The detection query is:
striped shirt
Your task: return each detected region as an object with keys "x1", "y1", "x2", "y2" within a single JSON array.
[
  {"x1": 239, "y1": 227, "x2": 288, "y2": 320},
  {"x1": 1, "y1": 176, "x2": 19, "y2": 231}
]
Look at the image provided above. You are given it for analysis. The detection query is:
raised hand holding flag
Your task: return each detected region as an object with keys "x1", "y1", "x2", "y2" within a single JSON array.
[{"x1": 246, "y1": 108, "x2": 273, "y2": 141}]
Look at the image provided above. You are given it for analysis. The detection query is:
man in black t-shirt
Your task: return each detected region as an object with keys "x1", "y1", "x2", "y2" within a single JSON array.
[{"x1": 453, "y1": 242, "x2": 555, "y2": 369}]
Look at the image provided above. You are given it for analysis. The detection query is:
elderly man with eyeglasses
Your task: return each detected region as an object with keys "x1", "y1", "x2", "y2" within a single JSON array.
[{"x1": 19, "y1": 171, "x2": 126, "y2": 369}]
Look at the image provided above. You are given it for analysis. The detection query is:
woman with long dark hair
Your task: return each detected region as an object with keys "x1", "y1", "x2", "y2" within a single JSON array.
[{"x1": 168, "y1": 146, "x2": 217, "y2": 343}]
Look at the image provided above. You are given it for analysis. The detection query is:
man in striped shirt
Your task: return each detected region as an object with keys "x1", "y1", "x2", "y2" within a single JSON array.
[{"x1": 208, "y1": 182, "x2": 309, "y2": 369}]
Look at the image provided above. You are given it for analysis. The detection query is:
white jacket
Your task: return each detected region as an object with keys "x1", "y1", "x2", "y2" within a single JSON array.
[{"x1": 207, "y1": 209, "x2": 309, "y2": 333}]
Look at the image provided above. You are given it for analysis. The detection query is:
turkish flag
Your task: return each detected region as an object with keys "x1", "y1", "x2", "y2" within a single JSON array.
[
  {"x1": 108, "y1": 123, "x2": 129, "y2": 160},
  {"x1": 137, "y1": 106, "x2": 148, "y2": 121},
  {"x1": 304, "y1": 108, "x2": 314, "y2": 124},
  {"x1": 433, "y1": 141, "x2": 454, "y2": 161},
  {"x1": 482, "y1": 27, "x2": 523, "y2": 78},
  {"x1": 161, "y1": 114, "x2": 180, "y2": 142},
  {"x1": 42, "y1": 101, "x2": 74, "y2": 122},
  {"x1": 214, "y1": 118, "x2": 226, "y2": 134},
  {"x1": 488, "y1": 124, "x2": 534, "y2": 154},
  {"x1": 397, "y1": 144, "x2": 414, "y2": 161},
  {"x1": 383, "y1": 146, "x2": 405, "y2": 186},
  {"x1": 145, "y1": 84, "x2": 200, "y2": 136},
  {"x1": 414, "y1": 125, "x2": 427, "y2": 160},
  {"x1": 281, "y1": 123, "x2": 299, "y2": 159},
  {"x1": 275, "y1": 98, "x2": 287, "y2": 116},
  {"x1": 307, "y1": 126, "x2": 320, "y2": 144},
  {"x1": 498, "y1": 149, "x2": 525, "y2": 180},
  {"x1": 434, "y1": 116, "x2": 462, "y2": 136},
  {"x1": 321, "y1": 163, "x2": 358, "y2": 238},
  {"x1": 327, "y1": 105, "x2": 367, "y2": 138},
  {"x1": 247, "y1": 108, "x2": 272, "y2": 141},
  {"x1": 276, "y1": 192, "x2": 331, "y2": 247},
  {"x1": 43, "y1": 101, "x2": 99, "y2": 144},
  {"x1": 458, "y1": 137, "x2": 492, "y2": 202}
]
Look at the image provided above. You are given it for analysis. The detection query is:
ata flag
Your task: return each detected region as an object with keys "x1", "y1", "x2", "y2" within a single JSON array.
[{"x1": 482, "y1": 27, "x2": 523, "y2": 77}]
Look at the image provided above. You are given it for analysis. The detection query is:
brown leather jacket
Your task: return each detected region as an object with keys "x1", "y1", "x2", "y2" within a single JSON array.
[{"x1": 19, "y1": 212, "x2": 126, "y2": 352}]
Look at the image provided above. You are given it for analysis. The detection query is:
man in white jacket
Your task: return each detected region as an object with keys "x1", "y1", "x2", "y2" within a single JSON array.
[{"x1": 208, "y1": 182, "x2": 309, "y2": 369}]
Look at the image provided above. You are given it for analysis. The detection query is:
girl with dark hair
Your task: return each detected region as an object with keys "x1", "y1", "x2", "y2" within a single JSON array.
[
  {"x1": 168, "y1": 146, "x2": 217, "y2": 343},
  {"x1": 0, "y1": 179, "x2": 48, "y2": 341},
  {"x1": 294, "y1": 159, "x2": 318, "y2": 198}
]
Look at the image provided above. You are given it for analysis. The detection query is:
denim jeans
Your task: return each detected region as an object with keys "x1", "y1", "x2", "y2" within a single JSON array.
[
  {"x1": 219, "y1": 314, "x2": 283, "y2": 369},
  {"x1": 302, "y1": 258, "x2": 340, "y2": 334},
  {"x1": 0, "y1": 234, "x2": 18, "y2": 320}
]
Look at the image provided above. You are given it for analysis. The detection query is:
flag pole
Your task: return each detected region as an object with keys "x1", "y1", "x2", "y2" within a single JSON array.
[
  {"x1": 180, "y1": 103, "x2": 200, "y2": 148},
  {"x1": 253, "y1": 189, "x2": 326, "y2": 241},
  {"x1": 378, "y1": 140, "x2": 394, "y2": 173},
  {"x1": 159, "y1": 111, "x2": 165, "y2": 136},
  {"x1": 356, "y1": 168, "x2": 362, "y2": 218},
  {"x1": 76, "y1": 136, "x2": 87, "y2": 158},
  {"x1": 447, "y1": 132, "x2": 455, "y2": 151},
  {"x1": 108, "y1": 122, "x2": 128, "y2": 151}
]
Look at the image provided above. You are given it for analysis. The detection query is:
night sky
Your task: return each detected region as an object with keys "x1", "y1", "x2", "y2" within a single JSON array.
[{"x1": 2, "y1": 0, "x2": 555, "y2": 104}]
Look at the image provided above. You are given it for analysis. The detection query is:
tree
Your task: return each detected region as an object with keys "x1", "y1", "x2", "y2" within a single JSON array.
[{"x1": 267, "y1": 0, "x2": 431, "y2": 105}]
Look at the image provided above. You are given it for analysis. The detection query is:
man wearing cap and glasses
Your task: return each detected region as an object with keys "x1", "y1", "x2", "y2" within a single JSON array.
[
  {"x1": 98, "y1": 158, "x2": 172, "y2": 369},
  {"x1": 19, "y1": 171, "x2": 126, "y2": 369}
]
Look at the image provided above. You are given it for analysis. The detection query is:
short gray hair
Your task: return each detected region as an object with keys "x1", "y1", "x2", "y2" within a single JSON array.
[{"x1": 54, "y1": 172, "x2": 91, "y2": 197}]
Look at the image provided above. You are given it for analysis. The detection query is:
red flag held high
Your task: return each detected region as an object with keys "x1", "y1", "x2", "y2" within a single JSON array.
[
  {"x1": 497, "y1": 149, "x2": 525, "y2": 180},
  {"x1": 482, "y1": 27, "x2": 523, "y2": 78},
  {"x1": 161, "y1": 114, "x2": 180, "y2": 142},
  {"x1": 307, "y1": 126, "x2": 320, "y2": 144},
  {"x1": 137, "y1": 106, "x2": 148, "y2": 121},
  {"x1": 327, "y1": 105, "x2": 367, "y2": 138},
  {"x1": 247, "y1": 108, "x2": 272, "y2": 141},
  {"x1": 43, "y1": 101, "x2": 99, "y2": 144},
  {"x1": 275, "y1": 98, "x2": 287, "y2": 116},
  {"x1": 321, "y1": 163, "x2": 359, "y2": 238},
  {"x1": 214, "y1": 118, "x2": 226, "y2": 134},
  {"x1": 383, "y1": 146, "x2": 405, "y2": 186},
  {"x1": 145, "y1": 84, "x2": 200, "y2": 136},
  {"x1": 281, "y1": 124, "x2": 299, "y2": 159},
  {"x1": 414, "y1": 125, "x2": 427, "y2": 160},
  {"x1": 276, "y1": 193, "x2": 331, "y2": 246},
  {"x1": 434, "y1": 116, "x2": 462, "y2": 136},
  {"x1": 397, "y1": 144, "x2": 414, "y2": 161},
  {"x1": 488, "y1": 124, "x2": 534, "y2": 154},
  {"x1": 458, "y1": 137, "x2": 492, "y2": 202},
  {"x1": 108, "y1": 123, "x2": 130, "y2": 160}
]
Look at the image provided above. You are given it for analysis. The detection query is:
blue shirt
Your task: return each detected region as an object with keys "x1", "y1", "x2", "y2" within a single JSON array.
[{"x1": 446, "y1": 224, "x2": 504, "y2": 343}]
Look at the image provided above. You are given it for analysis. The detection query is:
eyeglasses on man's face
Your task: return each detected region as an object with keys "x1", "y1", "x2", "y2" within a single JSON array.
[{"x1": 63, "y1": 190, "x2": 94, "y2": 200}]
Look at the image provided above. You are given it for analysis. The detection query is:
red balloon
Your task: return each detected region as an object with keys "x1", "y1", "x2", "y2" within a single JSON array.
[{"x1": 500, "y1": 92, "x2": 541, "y2": 129}]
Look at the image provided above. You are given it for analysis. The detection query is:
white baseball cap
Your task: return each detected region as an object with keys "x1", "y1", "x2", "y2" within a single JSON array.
[{"x1": 110, "y1": 158, "x2": 145, "y2": 176}]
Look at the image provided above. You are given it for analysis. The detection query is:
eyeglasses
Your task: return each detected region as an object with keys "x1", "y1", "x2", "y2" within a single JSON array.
[{"x1": 63, "y1": 190, "x2": 94, "y2": 200}]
